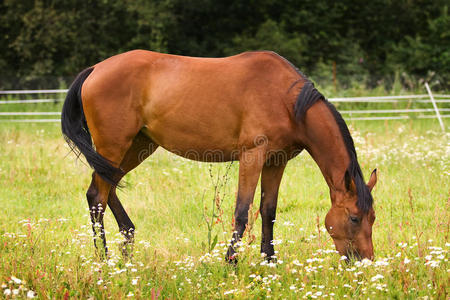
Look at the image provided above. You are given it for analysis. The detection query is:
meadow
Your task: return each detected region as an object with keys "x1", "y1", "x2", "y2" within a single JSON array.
[{"x1": 0, "y1": 115, "x2": 448, "y2": 298}]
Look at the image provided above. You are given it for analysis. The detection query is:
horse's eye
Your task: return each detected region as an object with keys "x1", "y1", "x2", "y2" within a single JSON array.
[{"x1": 349, "y1": 216, "x2": 360, "y2": 224}]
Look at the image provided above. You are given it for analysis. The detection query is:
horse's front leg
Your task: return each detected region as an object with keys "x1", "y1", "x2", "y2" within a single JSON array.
[
  {"x1": 226, "y1": 146, "x2": 266, "y2": 263},
  {"x1": 260, "y1": 162, "x2": 286, "y2": 261}
]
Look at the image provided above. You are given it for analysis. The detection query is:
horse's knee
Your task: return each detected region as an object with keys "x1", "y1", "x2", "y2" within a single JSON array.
[
  {"x1": 235, "y1": 208, "x2": 249, "y2": 227},
  {"x1": 260, "y1": 203, "x2": 276, "y2": 223},
  {"x1": 235, "y1": 214, "x2": 248, "y2": 226}
]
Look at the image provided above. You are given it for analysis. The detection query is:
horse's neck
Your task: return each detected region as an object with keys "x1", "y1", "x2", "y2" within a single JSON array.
[{"x1": 300, "y1": 101, "x2": 350, "y2": 193}]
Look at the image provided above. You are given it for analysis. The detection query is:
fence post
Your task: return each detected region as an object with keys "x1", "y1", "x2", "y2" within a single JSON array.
[{"x1": 425, "y1": 82, "x2": 445, "y2": 132}]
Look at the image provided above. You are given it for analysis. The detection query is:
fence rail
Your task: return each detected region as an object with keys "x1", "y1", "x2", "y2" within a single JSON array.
[
  {"x1": 0, "y1": 98, "x2": 64, "y2": 104},
  {"x1": 0, "y1": 87, "x2": 448, "y2": 131},
  {"x1": 0, "y1": 89, "x2": 68, "y2": 95}
]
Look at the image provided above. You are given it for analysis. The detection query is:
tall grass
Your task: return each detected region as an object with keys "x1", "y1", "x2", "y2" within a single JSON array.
[{"x1": 0, "y1": 118, "x2": 448, "y2": 299}]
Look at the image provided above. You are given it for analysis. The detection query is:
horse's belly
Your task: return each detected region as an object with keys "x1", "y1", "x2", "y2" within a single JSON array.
[{"x1": 141, "y1": 120, "x2": 239, "y2": 162}]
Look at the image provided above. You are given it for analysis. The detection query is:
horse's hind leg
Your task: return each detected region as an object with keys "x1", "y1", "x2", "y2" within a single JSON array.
[
  {"x1": 86, "y1": 172, "x2": 112, "y2": 256},
  {"x1": 108, "y1": 131, "x2": 159, "y2": 256},
  {"x1": 85, "y1": 131, "x2": 135, "y2": 257}
]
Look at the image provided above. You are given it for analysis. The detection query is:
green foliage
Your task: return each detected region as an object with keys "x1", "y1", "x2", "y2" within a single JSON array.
[
  {"x1": 0, "y1": 0, "x2": 449, "y2": 89},
  {"x1": 224, "y1": 19, "x2": 308, "y2": 67},
  {"x1": 202, "y1": 162, "x2": 233, "y2": 253},
  {"x1": 1, "y1": 0, "x2": 138, "y2": 88},
  {"x1": 387, "y1": 6, "x2": 450, "y2": 88}
]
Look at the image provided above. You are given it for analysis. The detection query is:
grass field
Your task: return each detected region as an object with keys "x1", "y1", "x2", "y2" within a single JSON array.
[{"x1": 0, "y1": 118, "x2": 448, "y2": 299}]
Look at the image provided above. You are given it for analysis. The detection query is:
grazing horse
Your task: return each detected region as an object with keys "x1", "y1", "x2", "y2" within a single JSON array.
[{"x1": 61, "y1": 50, "x2": 377, "y2": 261}]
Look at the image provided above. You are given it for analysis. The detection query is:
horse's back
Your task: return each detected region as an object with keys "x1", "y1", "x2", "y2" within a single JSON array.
[
  {"x1": 89, "y1": 49, "x2": 298, "y2": 89},
  {"x1": 81, "y1": 50, "x2": 300, "y2": 161}
]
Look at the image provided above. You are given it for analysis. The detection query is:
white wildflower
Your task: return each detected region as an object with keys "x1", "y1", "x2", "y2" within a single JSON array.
[
  {"x1": 371, "y1": 274, "x2": 384, "y2": 282},
  {"x1": 224, "y1": 289, "x2": 237, "y2": 295},
  {"x1": 10, "y1": 276, "x2": 21, "y2": 285},
  {"x1": 27, "y1": 290, "x2": 36, "y2": 298},
  {"x1": 425, "y1": 260, "x2": 440, "y2": 268}
]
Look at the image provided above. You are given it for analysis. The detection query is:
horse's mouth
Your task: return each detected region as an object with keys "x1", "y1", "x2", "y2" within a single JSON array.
[{"x1": 346, "y1": 250, "x2": 362, "y2": 261}]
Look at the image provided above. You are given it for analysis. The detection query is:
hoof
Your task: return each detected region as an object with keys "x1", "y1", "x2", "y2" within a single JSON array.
[
  {"x1": 266, "y1": 255, "x2": 277, "y2": 263},
  {"x1": 120, "y1": 243, "x2": 134, "y2": 260},
  {"x1": 225, "y1": 253, "x2": 238, "y2": 265},
  {"x1": 95, "y1": 246, "x2": 109, "y2": 260},
  {"x1": 261, "y1": 251, "x2": 276, "y2": 263}
]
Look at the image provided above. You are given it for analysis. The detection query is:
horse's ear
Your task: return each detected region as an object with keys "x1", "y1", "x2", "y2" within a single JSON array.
[
  {"x1": 344, "y1": 170, "x2": 356, "y2": 194},
  {"x1": 367, "y1": 169, "x2": 377, "y2": 192}
]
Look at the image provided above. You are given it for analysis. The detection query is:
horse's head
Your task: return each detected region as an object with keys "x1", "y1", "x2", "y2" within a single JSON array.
[{"x1": 325, "y1": 169, "x2": 377, "y2": 260}]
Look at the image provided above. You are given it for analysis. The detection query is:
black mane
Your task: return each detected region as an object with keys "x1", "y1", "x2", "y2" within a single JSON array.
[{"x1": 293, "y1": 81, "x2": 373, "y2": 213}]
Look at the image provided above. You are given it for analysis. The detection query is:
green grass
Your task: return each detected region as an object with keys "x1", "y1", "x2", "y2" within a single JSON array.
[{"x1": 0, "y1": 119, "x2": 448, "y2": 299}]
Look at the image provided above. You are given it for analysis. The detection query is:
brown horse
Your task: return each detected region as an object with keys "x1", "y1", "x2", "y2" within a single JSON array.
[{"x1": 61, "y1": 50, "x2": 377, "y2": 261}]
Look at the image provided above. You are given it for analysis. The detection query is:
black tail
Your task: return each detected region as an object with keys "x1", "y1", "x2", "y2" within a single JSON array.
[{"x1": 61, "y1": 67, "x2": 123, "y2": 187}]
